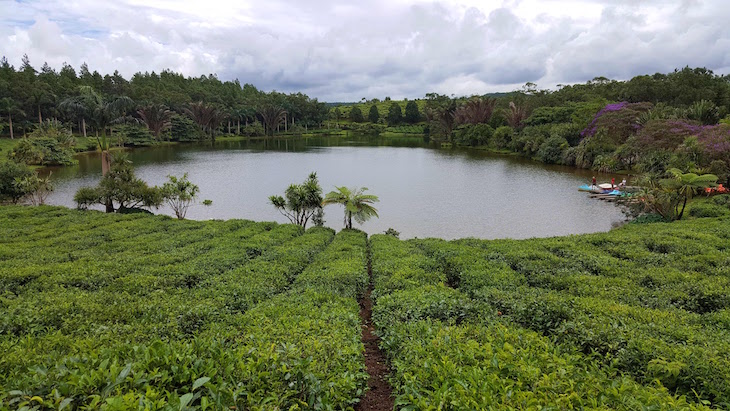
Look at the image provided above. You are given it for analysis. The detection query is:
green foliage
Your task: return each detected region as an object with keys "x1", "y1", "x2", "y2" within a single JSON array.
[
  {"x1": 635, "y1": 169, "x2": 719, "y2": 220},
  {"x1": 524, "y1": 105, "x2": 575, "y2": 126},
  {"x1": 386, "y1": 102, "x2": 403, "y2": 126},
  {"x1": 688, "y1": 201, "x2": 729, "y2": 218},
  {"x1": 404, "y1": 100, "x2": 421, "y2": 124},
  {"x1": 161, "y1": 173, "x2": 200, "y2": 219},
  {"x1": 369, "y1": 230, "x2": 719, "y2": 409},
  {"x1": 74, "y1": 153, "x2": 163, "y2": 213},
  {"x1": 170, "y1": 114, "x2": 204, "y2": 141},
  {"x1": 8, "y1": 121, "x2": 77, "y2": 166},
  {"x1": 348, "y1": 106, "x2": 364, "y2": 123},
  {"x1": 322, "y1": 186, "x2": 379, "y2": 229},
  {"x1": 269, "y1": 172, "x2": 323, "y2": 229},
  {"x1": 536, "y1": 135, "x2": 569, "y2": 164},
  {"x1": 1, "y1": 206, "x2": 730, "y2": 409},
  {"x1": 0, "y1": 207, "x2": 368, "y2": 409},
  {"x1": 342, "y1": 122, "x2": 387, "y2": 135},
  {"x1": 367, "y1": 104, "x2": 379, "y2": 123},
  {"x1": 453, "y1": 124, "x2": 494, "y2": 147},
  {"x1": 10, "y1": 171, "x2": 53, "y2": 205},
  {"x1": 113, "y1": 124, "x2": 155, "y2": 147},
  {"x1": 492, "y1": 125, "x2": 514, "y2": 149},
  {"x1": 0, "y1": 160, "x2": 34, "y2": 203},
  {"x1": 411, "y1": 218, "x2": 730, "y2": 407}
]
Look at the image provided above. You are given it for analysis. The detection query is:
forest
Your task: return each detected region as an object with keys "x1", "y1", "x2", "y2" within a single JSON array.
[{"x1": 2, "y1": 57, "x2": 728, "y2": 190}]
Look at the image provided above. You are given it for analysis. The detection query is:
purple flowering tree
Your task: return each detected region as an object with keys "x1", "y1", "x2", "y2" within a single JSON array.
[{"x1": 580, "y1": 102, "x2": 652, "y2": 144}]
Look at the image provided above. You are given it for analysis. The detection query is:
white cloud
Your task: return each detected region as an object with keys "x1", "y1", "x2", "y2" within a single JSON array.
[{"x1": 0, "y1": 0, "x2": 728, "y2": 101}]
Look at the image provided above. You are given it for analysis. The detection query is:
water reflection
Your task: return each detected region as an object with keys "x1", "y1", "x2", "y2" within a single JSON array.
[{"x1": 43, "y1": 135, "x2": 625, "y2": 240}]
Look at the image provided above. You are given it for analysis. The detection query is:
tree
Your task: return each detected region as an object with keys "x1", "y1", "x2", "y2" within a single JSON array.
[
  {"x1": 162, "y1": 173, "x2": 199, "y2": 219},
  {"x1": 386, "y1": 102, "x2": 403, "y2": 126},
  {"x1": 138, "y1": 104, "x2": 173, "y2": 140},
  {"x1": 687, "y1": 100, "x2": 720, "y2": 125},
  {"x1": 257, "y1": 104, "x2": 287, "y2": 136},
  {"x1": 425, "y1": 105, "x2": 457, "y2": 141},
  {"x1": 0, "y1": 97, "x2": 23, "y2": 139},
  {"x1": 184, "y1": 101, "x2": 225, "y2": 139},
  {"x1": 504, "y1": 101, "x2": 528, "y2": 129},
  {"x1": 368, "y1": 105, "x2": 380, "y2": 123},
  {"x1": 269, "y1": 172, "x2": 323, "y2": 229},
  {"x1": 12, "y1": 172, "x2": 53, "y2": 205},
  {"x1": 58, "y1": 95, "x2": 89, "y2": 138},
  {"x1": 322, "y1": 186, "x2": 379, "y2": 229},
  {"x1": 404, "y1": 100, "x2": 421, "y2": 124},
  {"x1": 331, "y1": 107, "x2": 342, "y2": 127},
  {"x1": 634, "y1": 168, "x2": 718, "y2": 221},
  {"x1": 8, "y1": 120, "x2": 77, "y2": 166},
  {"x1": 0, "y1": 161, "x2": 34, "y2": 203},
  {"x1": 83, "y1": 87, "x2": 135, "y2": 138},
  {"x1": 74, "y1": 152, "x2": 163, "y2": 213},
  {"x1": 454, "y1": 97, "x2": 496, "y2": 125},
  {"x1": 349, "y1": 106, "x2": 364, "y2": 123}
]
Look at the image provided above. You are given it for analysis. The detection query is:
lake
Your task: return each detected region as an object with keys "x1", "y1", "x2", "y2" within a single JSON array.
[{"x1": 43, "y1": 135, "x2": 626, "y2": 239}]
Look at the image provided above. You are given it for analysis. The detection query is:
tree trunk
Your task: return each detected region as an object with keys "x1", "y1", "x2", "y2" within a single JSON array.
[
  {"x1": 678, "y1": 196, "x2": 688, "y2": 220},
  {"x1": 237, "y1": 119, "x2": 240, "y2": 134},
  {"x1": 8, "y1": 113, "x2": 13, "y2": 139},
  {"x1": 101, "y1": 150, "x2": 114, "y2": 212},
  {"x1": 285, "y1": 114, "x2": 288, "y2": 132},
  {"x1": 228, "y1": 121, "x2": 231, "y2": 134},
  {"x1": 101, "y1": 150, "x2": 111, "y2": 176},
  {"x1": 38, "y1": 105, "x2": 42, "y2": 125},
  {"x1": 82, "y1": 118, "x2": 87, "y2": 138}
]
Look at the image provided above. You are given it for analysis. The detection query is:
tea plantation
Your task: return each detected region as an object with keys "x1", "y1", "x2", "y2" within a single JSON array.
[{"x1": 1, "y1": 205, "x2": 729, "y2": 410}]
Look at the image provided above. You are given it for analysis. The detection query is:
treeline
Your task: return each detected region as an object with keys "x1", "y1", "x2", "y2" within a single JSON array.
[
  {"x1": 337, "y1": 68, "x2": 730, "y2": 185},
  {"x1": 0, "y1": 55, "x2": 330, "y2": 142}
]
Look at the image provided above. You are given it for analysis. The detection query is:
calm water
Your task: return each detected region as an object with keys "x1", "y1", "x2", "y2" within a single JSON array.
[{"x1": 43, "y1": 136, "x2": 625, "y2": 240}]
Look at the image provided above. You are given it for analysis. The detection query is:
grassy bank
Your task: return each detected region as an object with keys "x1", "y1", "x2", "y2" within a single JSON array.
[{"x1": 1, "y1": 205, "x2": 729, "y2": 409}]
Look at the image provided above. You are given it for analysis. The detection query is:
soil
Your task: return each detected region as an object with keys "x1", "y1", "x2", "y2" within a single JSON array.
[{"x1": 356, "y1": 258, "x2": 395, "y2": 411}]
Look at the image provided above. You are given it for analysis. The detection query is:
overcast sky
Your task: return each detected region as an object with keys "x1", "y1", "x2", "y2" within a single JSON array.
[{"x1": 1, "y1": 0, "x2": 728, "y2": 101}]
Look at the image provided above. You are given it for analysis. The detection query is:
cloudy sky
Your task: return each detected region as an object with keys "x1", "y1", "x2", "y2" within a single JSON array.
[{"x1": 1, "y1": 0, "x2": 728, "y2": 101}]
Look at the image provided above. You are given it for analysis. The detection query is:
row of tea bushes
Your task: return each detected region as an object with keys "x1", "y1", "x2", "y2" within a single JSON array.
[
  {"x1": 494, "y1": 220, "x2": 729, "y2": 311},
  {"x1": 215, "y1": 229, "x2": 370, "y2": 409},
  {"x1": 0, "y1": 215, "x2": 310, "y2": 339},
  {"x1": 369, "y1": 234, "x2": 710, "y2": 410},
  {"x1": 415, "y1": 218, "x2": 730, "y2": 407},
  {"x1": 2, "y1": 207, "x2": 369, "y2": 410}
]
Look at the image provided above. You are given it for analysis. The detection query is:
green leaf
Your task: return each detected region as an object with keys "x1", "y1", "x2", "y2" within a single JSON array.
[
  {"x1": 59, "y1": 398, "x2": 73, "y2": 411},
  {"x1": 192, "y1": 376, "x2": 210, "y2": 391},
  {"x1": 179, "y1": 393, "x2": 194, "y2": 410}
]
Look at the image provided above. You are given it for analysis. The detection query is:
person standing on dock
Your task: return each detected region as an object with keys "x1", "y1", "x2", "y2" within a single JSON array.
[
  {"x1": 592, "y1": 176, "x2": 597, "y2": 188},
  {"x1": 611, "y1": 178, "x2": 615, "y2": 189}
]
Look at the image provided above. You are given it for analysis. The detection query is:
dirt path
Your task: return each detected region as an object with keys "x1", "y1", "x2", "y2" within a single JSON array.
[{"x1": 356, "y1": 254, "x2": 394, "y2": 411}]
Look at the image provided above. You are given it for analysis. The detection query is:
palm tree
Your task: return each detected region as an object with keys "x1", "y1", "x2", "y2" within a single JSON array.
[
  {"x1": 137, "y1": 104, "x2": 173, "y2": 140},
  {"x1": 322, "y1": 186, "x2": 379, "y2": 229},
  {"x1": 504, "y1": 101, "x2": 528, "y2": 129},
  {"x1": 184, "y1": 101, "x2": 224, "y2": 139},
  {"x1": 663, "y1": 168, "x2": 718, "y2": 220},
  {"x1": 454, "y1": 97, "x2": 497, "y2": 125},
  {"x1": 59, "y1": 96, "x2": 89, "y2": 138},
  {"x1": 258, "y1": 104, "x2": 287, "y2": 136}
]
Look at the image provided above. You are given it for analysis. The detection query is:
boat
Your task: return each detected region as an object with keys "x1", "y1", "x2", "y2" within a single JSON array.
[{"x1": 578, "y1": 183, "x2": 613, "y2": 194}]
